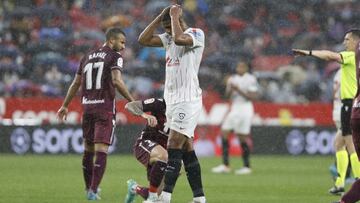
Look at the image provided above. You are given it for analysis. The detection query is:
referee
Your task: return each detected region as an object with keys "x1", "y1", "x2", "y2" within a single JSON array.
[{"x1": 292, "y1": 28, "x2": 360, "y2": 196}]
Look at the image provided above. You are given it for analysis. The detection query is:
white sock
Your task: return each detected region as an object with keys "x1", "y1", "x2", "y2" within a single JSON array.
[
  {"x1": 160, "y1": 191, "x2": 172, "y2": 201},
  {"x1": 148, "y1": 192, "x2": 157, "y2": 200},
  {"x1": 193, "y1": 196, "x2": 206, "y2": 203}
]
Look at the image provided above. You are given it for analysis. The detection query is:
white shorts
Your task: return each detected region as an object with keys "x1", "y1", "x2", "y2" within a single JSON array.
[
  {"x1": 166, "y1": 99, "x2": 202, "y2": 138},
  {"x1": 221, "y1": 103, "x2": 254, "y2": 134}
]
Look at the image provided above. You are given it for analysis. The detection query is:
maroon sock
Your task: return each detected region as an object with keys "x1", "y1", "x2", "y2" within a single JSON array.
[
  {"x1": 136, "y1": 186, "x2": 149, "y2": 200},
  {"x1": 82, "y1": 151, "x2": 94, "y2": 190},
  {"x1": 90, "y1": 151, "x2": 107, "y2": 193},
  {"x1": 341, "y1": 179, "x2": 360, "y2": 203},
  {"x1": 149, "y1": 161, "x2": 167, "y2": 189}
]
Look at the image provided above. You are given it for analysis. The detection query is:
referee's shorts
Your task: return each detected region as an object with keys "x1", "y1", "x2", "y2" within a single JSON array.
[{"x1": 341, "y1": 99, "x2": 353, "y2": 136}]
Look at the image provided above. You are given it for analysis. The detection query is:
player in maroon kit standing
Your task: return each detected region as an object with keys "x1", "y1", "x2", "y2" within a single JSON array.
[
  {"x1": 57, "y1": 27, "x2": 134, "y2": 200},
  {"x1": 123, "y1": 98, "x2": 168, "y2": 203},
  {"x1": 334, "y1": 29, "x2": 360, "y2": 203}
]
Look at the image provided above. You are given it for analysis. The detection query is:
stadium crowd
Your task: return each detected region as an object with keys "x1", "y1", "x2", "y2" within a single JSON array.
[{"x1": 0, "y1": 0, "x2": 359, "y2": 103}]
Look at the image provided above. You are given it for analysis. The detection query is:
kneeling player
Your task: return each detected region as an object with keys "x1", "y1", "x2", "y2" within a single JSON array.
[{"x1": 124, "y1": 98, "x2": 168, "y2": 203}]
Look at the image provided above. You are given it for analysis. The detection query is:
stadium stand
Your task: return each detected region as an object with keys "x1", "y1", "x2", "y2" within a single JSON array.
[{"x1": 0, "y1": 0, "x2": 359, "y2": 103}]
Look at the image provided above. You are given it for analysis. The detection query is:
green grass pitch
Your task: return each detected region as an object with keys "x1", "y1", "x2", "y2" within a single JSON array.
[{"x1": 0, "y1": 154, "x2": 344, "y2": 203}]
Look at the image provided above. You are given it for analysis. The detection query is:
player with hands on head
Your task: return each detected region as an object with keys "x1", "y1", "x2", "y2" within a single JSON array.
[
  {"x1": 57, "y1": 27, "x2": 134, "y2": 201},
  {"x1": 138, "y1": 4, "x2": 207, "y2": 203}
]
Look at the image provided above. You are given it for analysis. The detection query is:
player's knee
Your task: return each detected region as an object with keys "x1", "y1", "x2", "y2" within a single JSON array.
[
  {"x1": 335, "y1": 142, "x2": 345, "y2": 151},
  {"x1": 157, "y1": 152, "x2": 168, "y2": 162},
  {"x1": 151, "y1": 152, "x2": 168, "y2": 163},
  {"x1": 94, "y1": 143, "x2": 109, "y2": 153}
]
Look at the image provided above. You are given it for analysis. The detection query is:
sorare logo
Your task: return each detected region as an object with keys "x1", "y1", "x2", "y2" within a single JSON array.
[{"x1": 9, "y1": 127, "x2": 117, "y2": 154}]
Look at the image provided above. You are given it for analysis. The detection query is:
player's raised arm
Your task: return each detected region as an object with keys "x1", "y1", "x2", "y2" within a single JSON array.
[
  {"x1": 57, "y1": 74, "x2": 81, "y2": 121},
  {"x1": 292, "y1": 49, "x2": 342, "y2": 63},
  {"x1": 111, "y1": 69, "x2": 134, "y2": 102},
  {"x1": 170, "y1": 5, "x2": 193, "y2": 46},
  {"x1": 138, "y1": 6, "x2": 171, "y2": 47},
  {"x1": 125, "y1": 100, "x2": 158, "y2": 127}
]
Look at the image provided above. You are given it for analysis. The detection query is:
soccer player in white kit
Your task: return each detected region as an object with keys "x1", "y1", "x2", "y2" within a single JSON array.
[
  {"x1": 138, "y1": 5, "x2": 206, "y2": 203},
  {"x1": 212, "y1": 61, "x2": 258, "y2": 175}
]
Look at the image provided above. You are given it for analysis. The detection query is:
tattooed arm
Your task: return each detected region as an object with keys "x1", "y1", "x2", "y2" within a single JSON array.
[{"x1": 125, "y1": 101, "x2": 158, "y2": 127}]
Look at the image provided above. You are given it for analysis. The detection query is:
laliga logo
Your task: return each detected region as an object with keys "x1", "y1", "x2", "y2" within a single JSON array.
[{"x1": 10, "y1": 127, "x2": 31, "y2": 154}]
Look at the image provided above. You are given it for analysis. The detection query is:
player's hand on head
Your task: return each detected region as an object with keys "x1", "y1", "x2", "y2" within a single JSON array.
[
  {"x1": 56, "y1": 106, "x2": 68, "y2": 121},
  {"x1": 160, "y1": 5, "x2": 172, "y2": 16},
  {"x1": 170, "y1": 4, "x2": 182, "y2": 18},
  {"x1": 291, "y1": 49, "x2": 308, "y2": 56}
]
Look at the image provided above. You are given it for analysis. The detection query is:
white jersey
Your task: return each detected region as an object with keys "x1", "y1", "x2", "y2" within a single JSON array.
[
  {"x1": 221, "y1": 72, "x2": 258, "y2": 134},
  {"x1": 227, "y1": 73, "x2": 258, "y2": 109},
  {"x1": 332, "y1": 69, "x2": 341, "y2": 123},
  {"x1": 159, "y1": 28, "x2": 205, "y2": 105}
]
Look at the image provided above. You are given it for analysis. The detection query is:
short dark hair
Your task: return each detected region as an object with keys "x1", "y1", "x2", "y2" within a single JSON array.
[
  {"x1": 161, "y1": 7, "x2": 171, "y2": 24},
  {"x1": 345, "y1": 28, "x2": 360, "y2": 38},
  {"x1": 105, "y1": 27, "x2": 126, "y2": 41}
]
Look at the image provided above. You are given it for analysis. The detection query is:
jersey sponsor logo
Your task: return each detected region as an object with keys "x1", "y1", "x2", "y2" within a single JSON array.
[
  {"x1": 166, "y1": 57, "x2": 180, "y2": 67},
  {"x1": 82, "y1": 97, "x2": 105, "y2": 105}
]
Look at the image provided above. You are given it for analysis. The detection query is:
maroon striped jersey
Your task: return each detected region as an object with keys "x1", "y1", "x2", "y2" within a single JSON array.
[
  {"x1": 352, "y1": 41, "x2": 360, "y2": 119},
  {"x1": 139, "y1": 98, "x2": 168, "y2": 148},
  {"x1": 76, "y1": 45, "x2": 123, "y2": 114}
]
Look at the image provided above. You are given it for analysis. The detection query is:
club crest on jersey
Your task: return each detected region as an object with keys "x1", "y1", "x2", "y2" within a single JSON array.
[{"x1": 178, "y1": 113, "x2": 186, "y2": 120}]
